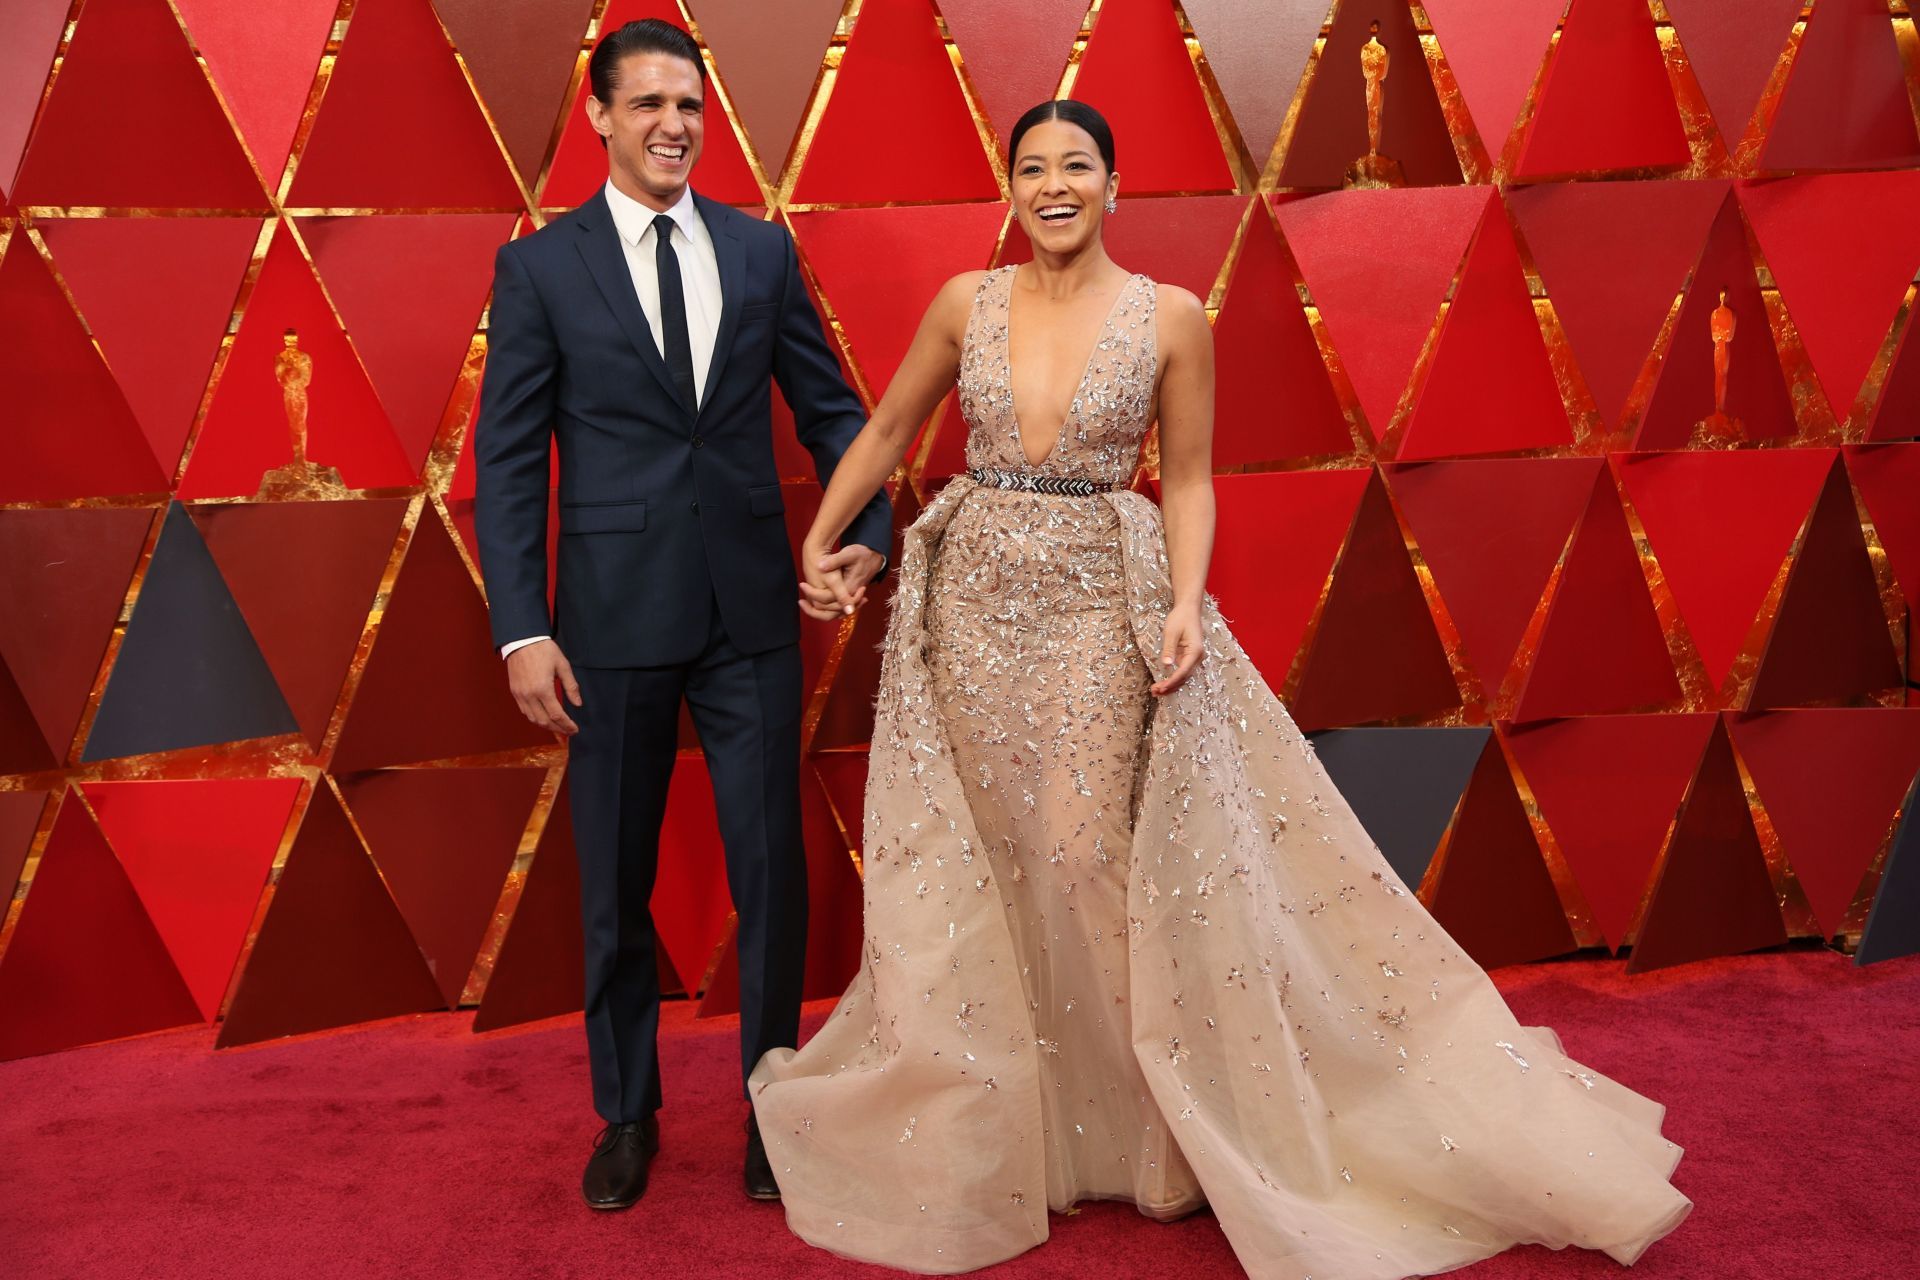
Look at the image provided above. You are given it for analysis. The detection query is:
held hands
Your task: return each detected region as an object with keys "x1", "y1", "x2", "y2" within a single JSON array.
[
  {"x1": 1152, "y1": 602, "x2": 1206, "y2": 697},
  {"x1": 507, "y1": 639, "x2": 582, "y2": 736},
  {"x1": 799, "y1": 540, "x2": 885, "y2": 621}
]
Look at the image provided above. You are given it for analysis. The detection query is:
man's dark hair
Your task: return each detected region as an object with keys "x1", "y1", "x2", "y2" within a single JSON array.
[
  {"x1": 1008, "y1": 99, "x2": 1117, "y2": 174},
  {"x1": 589, "y1": 18, "x2": 704, "y2": 104}
]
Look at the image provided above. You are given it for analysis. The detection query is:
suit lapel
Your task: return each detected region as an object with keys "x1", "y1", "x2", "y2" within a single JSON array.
[
  {"x1": 573, "y1": 189, "x2": 688, "y2": 417},
  {"x1": 697, "y1": 193, "x2": 745, "y2": 418}
]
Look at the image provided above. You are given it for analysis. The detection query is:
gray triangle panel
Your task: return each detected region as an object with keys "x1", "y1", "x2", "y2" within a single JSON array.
[
  {"x1": 82, "y1": 503, "x2": 297, "y2": 761},
  {"x1": 1857, "y1": 764, "x2": 1920, "y2": 966},
  {"x1": 1306, "y1": 726, "x2": 1491, "y2": 888}
]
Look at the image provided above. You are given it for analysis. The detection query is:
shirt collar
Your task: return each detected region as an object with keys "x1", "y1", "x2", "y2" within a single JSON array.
[{"x1": 604, "y1": 179, "x2": 700, "y2": 248}]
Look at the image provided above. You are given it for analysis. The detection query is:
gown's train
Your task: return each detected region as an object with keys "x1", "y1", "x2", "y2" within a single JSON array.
[{"x1": 750, "y1": 268, "x2": 1690, "y2": 1278}]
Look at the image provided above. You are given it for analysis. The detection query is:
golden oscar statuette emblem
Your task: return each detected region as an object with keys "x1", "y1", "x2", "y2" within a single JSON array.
[
  {"x1": 256, "y1": 327, "x2": 349, "y2": 499},
  {"x1": 1697, "y1": 290, "x2": 1745, "y2": 444},
  {"x1": 1345, "y1": 20, "x2": 1406, "y2": 189}
]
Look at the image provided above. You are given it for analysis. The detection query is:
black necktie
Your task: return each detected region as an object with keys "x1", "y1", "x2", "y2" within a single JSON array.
[{"x1": 652, "y1": 212, "x2": 698, "y2": 413}]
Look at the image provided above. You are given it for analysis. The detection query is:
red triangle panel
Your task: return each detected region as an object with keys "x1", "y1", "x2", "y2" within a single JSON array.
[
  {"x1": 1422, "y1": 0, "x2": 1562, "y2": 160},
  {"x1": 1506, "y1": 713, "x2": 1719, "y2": 951},
  {"x1": 330, "y1": 507, "x2": 552, "y2": 772},
  {"x1": 0, "y1": 797, "x2": 201, "y2": 1062},
  {"x1": 216, "y1": 784, "x2": 445, "y2": 1047},
  {"x1": 1761, "y1": 0, "x2": 1920, "y2": 173},
  {"x1": 942, "y1": 0, "x2": 1088, "y2": 151},
  {"x1": 284, "y1": 0, "x2": 519, "y2": 208},
  {"x1": 689, "y1": 0, "x2": 845, "y2": 182},
  {"x1": 1069, "y1": 0, "x2": 1235, "y2": 194},
  {"x1": 790, "y1": 0, "x2": 999, "y2": 204},
  {"x1": 472, "y1": 782, "x2": 583, "y2": 1032},
  {"x1": 433, "y1": 0, "x2": 598, "y2": 184},
  {"x1": 339, "y1": 767, "x2": 544, "y2": 1007},
  {"x1": 191, "y1": 499, "x2": 407, "y2": 748},
  {"x1": 0, "y1": 236, "x2": 167, "y2": 502},
  {"x1": 12, "y1": 0, "x2": 263, "y2": 208},
  {"x1": 1514, "y1": 0, "x2": 1690, "y2": 179},
  {"x1": 1663, "y1": 0, "x2": 1802, "y2": 147},
  {"x1": 82, "y1": 778, "x2": 298, "y2": 1020},
  {"x1": 36, "y1": 215, "x2": 260, "y2": 479},
  {"x1": 173, "y1": 0, "x2": 338, "y2": 187}
]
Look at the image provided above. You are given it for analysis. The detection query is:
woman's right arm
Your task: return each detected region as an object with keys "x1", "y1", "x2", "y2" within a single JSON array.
[{"x1": 800, "y1": 270, "x2": 984, "y2": 618}]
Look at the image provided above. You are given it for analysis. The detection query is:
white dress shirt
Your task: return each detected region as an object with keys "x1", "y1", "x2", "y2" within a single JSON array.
[{"x1": 500, "y1": 181, "x2": 723, "y2": 660}]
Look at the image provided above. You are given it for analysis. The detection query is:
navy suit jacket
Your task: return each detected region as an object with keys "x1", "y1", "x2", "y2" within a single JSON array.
[{"x1": 472, "y1": 188, "x2": 891, "y2": 669}]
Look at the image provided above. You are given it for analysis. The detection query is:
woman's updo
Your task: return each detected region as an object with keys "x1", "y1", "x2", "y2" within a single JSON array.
[{"x1": 1007, "y1": 99, "x2": 1116, "y2": 173}]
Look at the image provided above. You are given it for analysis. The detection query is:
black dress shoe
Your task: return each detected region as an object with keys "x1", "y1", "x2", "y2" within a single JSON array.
[
  {"x1": 744, "y1": 1114, "x2": 780, "y2": 1201},
  {"x1": 582, "y1": 1114, "x2": 659, "y2": 1210}
]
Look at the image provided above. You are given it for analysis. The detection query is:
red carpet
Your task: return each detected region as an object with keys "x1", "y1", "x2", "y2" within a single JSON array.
[{"x1": 4, "y1": 947, "x2": 1913, "y2": 1279}]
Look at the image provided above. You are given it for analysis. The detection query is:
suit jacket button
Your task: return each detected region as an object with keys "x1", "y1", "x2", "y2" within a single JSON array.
[
  {"x1": 691, "y1": 436, "x2": 704, "y2": 448},
  {"x1": 690, "y1": 500, "x2": 699, "y2": 513}
]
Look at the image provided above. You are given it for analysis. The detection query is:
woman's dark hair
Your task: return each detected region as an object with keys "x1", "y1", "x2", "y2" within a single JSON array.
[
  {"x1": 589, "y1": 18, "x2": 704, "y2": 103},
  {"x1": 1007, "y1": 99, "x2": 1116, "y2": 174}
]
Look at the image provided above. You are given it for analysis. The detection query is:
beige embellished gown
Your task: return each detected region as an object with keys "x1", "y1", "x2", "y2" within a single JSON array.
[{"x1": 748, "y1": 267, "x2": 1691, "y2": 1277}]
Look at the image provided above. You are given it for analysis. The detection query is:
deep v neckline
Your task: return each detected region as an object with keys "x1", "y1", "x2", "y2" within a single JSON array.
[{"x1": 1004, "y1": 267, "x2": 1136, "y2": 470}]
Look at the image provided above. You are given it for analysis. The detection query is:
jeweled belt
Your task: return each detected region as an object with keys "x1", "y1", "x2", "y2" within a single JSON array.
[{"x1": 968, "y1": 466, "x2": 1119, "y2": 496}]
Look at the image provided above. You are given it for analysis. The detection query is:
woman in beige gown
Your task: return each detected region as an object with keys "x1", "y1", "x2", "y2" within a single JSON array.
[{"x1": 750, "y1": 101, "x2": 1691, "y2": 1279}]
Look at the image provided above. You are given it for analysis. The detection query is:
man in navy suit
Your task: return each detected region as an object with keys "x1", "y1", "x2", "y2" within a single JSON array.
[{"x1": 473, "y1": 18, "x2": 890, "y2": 1210}]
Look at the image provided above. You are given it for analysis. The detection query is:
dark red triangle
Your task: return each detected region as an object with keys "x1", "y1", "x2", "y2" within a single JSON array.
[
  {"x1": 1637, "y1": 190, "x2": 1795, "y2": 449},
  {"x1": 1615, "y1": 448, "x2": 1834, "y2": 693},
  {"x1": 472, "y1": 783, "x2": 585, "y2": 1032},
  {"x1": 216, "y1": 784, "x2": 444, "y2": 1046},
  {"x1": 1663, "y1": 0, "x2": 1801, "y2": 148},
  {"x1": 1748, "y1": 454, "x2": 1903, "y2": 709},
  {"x1": 790, "y1": 0, "x2": 999, "y2": 204},
  {"x1": 1213, "y1": 202, "x2": 1349, "y2": 466},
  {"x1": 0, "y1": 508, "x2": 154, "y2": 760},
  {"x1": 691, "y1": 0, "x2": 845, "y2": 183},
  {"x1": 0, "y1": 790, "x2": 49, "y2": 905},
  {"x1": 1422, "y1": 0, "x2": 1562, "y2": 162},
  {"x1": 1844, "y1": 444, "x2": 1920, "y2": 613},
  {"x1": 83, "y1": 778, "x2": 298, "y2": 1020},
  {"x1": 1514, "y1": 464, "x2": 1681, "y2": 720},
  {"x1": 178, "y1": 222, "x2": 416, "y2": 498},
  {"x1": 1508, "y1": 179, "x2": 1728, "y2": 429},
  {"x1": 0, "y1": 234, "x2": 167, "y2": 501},
  {"x1": 1070, "y1": 0, "x2": 1235, "y2": 193},
  {"x1": 941, "y1": 0, "x2": 1088, "y2": 151},
  {"x1": 1275, "y1": 188, "x2": 1488, "y2": 441},
  {"x1": 330, "y1": 506, "x2": 552, "y2": 772},
  {"x1": 540, "y1": 0, "x2": 763, "y2": 208},
  {"x1": 1738, "y1": 173, "x2": 1920, "y2": 422},
  {"x1": 338, "y1": 767, "x2": 543, "y2": 1007},
  {"x1": 1181, "y1": 0, "x2": 1325, "y2": 169},
  {"x1": 432, "y1": 0, "x2": 596, "y2": 186},
  {"x1": 1288, "y1": 469, "x2": 1460, "y2": 729},
  {"x1": 1426, "y1": 734, "x2": 1577, "y2": 969},
  {"x1": 1279, "y1": 0, "x2": 1463, "y2": 189},
  {"x1": 1761, "y1": 0, "x2": 1920, "y2": 173},
  {"x1": 0, "y1": 0, "x2": 67, "y2": 198},
  {"x1": 792, "y1": 204, "x2": 1005, "y2": 399},
  {"x1": 190, "y1": 499, "x2": 407, "y2": 748},
  {"x1": 300, "y1": 213, "x2": 513, "y2": 468},
  {"x1": 1506, "y1": 713, "x2": 1719, "y2": 952},
  {"x1": 36, "y1": 215, "x2": 260, "y2": 480},
  {"x1": 0, "y1": 654, "x2": 58, "y2": 775},
  {"x1": 1397, "y1": 194, "x2": 1571, "y2": 459},
  {"x1": 284, "y1": 0, "x2": 519, "y2": 208},
  {"x1": 1385, "y1": 457, "x2": 1600, "y2": 699},
  {"x1": 1514, "y1": 0, "x2": 1689, "y2": 179},
  {"x1": 173, "y1": 0, "x2": 337, "y2": 188},
  {"x1": 1626, "y1": 718, "x2": 1788, "y2": 973},
  {"x1": 1728, "y1": 708, "x2": 1920, "y2": 936},
  {"x1": 0, "y1": 796, "x2": 201, "y2": 1061},
  {"x1": 1207, "y1": 468, "x2": 1372, "y2": 686},
  {"x1": 12, "y1": 0, "x2": 263, "y2": 208}
]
